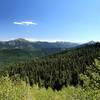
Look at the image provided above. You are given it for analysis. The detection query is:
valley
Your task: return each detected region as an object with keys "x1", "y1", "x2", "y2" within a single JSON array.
[{"x1": 0, "y1": 40, "x2": 100, "y2": 99}]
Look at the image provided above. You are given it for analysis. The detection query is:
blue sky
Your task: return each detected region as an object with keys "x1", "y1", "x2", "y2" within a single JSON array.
[{"x1": 0, "y1": 0, "x2": 100, "y2": 43}]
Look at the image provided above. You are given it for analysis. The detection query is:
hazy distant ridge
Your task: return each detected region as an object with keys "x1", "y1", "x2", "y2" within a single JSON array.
[{"x1": 0, "y1": 38, "x2": 79, "y2": 50}]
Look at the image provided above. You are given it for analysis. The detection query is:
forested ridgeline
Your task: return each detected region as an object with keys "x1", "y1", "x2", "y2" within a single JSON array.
[{"x1": 6, "y1": 43, "x2": 100, "y2": 90}]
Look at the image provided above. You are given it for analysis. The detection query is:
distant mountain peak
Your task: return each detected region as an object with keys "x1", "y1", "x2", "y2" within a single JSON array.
[
  {"x1": 87, "y1": 40, "x2": 95, "y2": 44},
  {"x1": 13, "y1": 38, "x2": 30, "y2": 42}
]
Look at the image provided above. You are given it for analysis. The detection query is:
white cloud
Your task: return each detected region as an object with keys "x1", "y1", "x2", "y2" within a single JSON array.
[{"x1": 13, "y1": 21, "x2": 37, "y2": 26}]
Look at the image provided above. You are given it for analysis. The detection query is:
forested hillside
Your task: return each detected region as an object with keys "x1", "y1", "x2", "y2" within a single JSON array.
[
  {"x1": 0, "y1": 38, "x2": 79, "y2": 71},
  {"x1": 7, "y1": 42, "x2": 100, "y2": 90},
  {"x1": 0, "y1": 48, "x2": 63, "y2": 71}
]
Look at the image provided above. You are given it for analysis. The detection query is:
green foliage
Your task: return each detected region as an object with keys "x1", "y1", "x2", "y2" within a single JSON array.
[
  {"x1": 7, "y1": 43, "x2": 100, "y2": 90},
  {"x1": 0, "y1": 76, "x2": 100, "y2": 100},
  {"x1": 0, "y1": 48, "x2": 62, "y2": 71},
  {"x1": 0, "y1": 76, "x2": 31, "y2": 100},
  {"x1": 0, "y1": 43, "x2": 100, "y2": 99},
  {"x1": 80, "y1": 59, "x2": 100, "y2": 90}
]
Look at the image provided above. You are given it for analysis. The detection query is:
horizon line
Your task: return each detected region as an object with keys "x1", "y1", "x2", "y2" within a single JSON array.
[{"x1": 0, "y1": 38, "x2": 99, "y2": 44}]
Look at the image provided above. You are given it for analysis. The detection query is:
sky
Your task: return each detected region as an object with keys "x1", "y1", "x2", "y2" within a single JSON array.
[{"x1": 0, "y1": 0, "x2": 100, "y2": 43}]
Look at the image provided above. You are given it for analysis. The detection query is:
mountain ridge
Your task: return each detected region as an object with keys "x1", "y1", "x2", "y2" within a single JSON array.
[{"x1": 0, "y1": 38, "x2": 79, "y2": 50}]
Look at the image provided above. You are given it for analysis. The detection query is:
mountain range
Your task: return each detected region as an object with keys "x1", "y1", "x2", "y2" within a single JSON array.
[
  {"x1": 0, "y1": 38, "x2": 80, "y2": 70},
  {"x1": 0, "y1": 38, "x2": 96, "y2": 70},
  {"x1": 0, "y1": 38, "x2": 79, "y2": 50}
]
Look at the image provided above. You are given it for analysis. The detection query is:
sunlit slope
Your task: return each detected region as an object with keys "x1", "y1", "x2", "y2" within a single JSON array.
[{"x1": 8, "y1": 42, "x2": 100, "y2": 90}]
